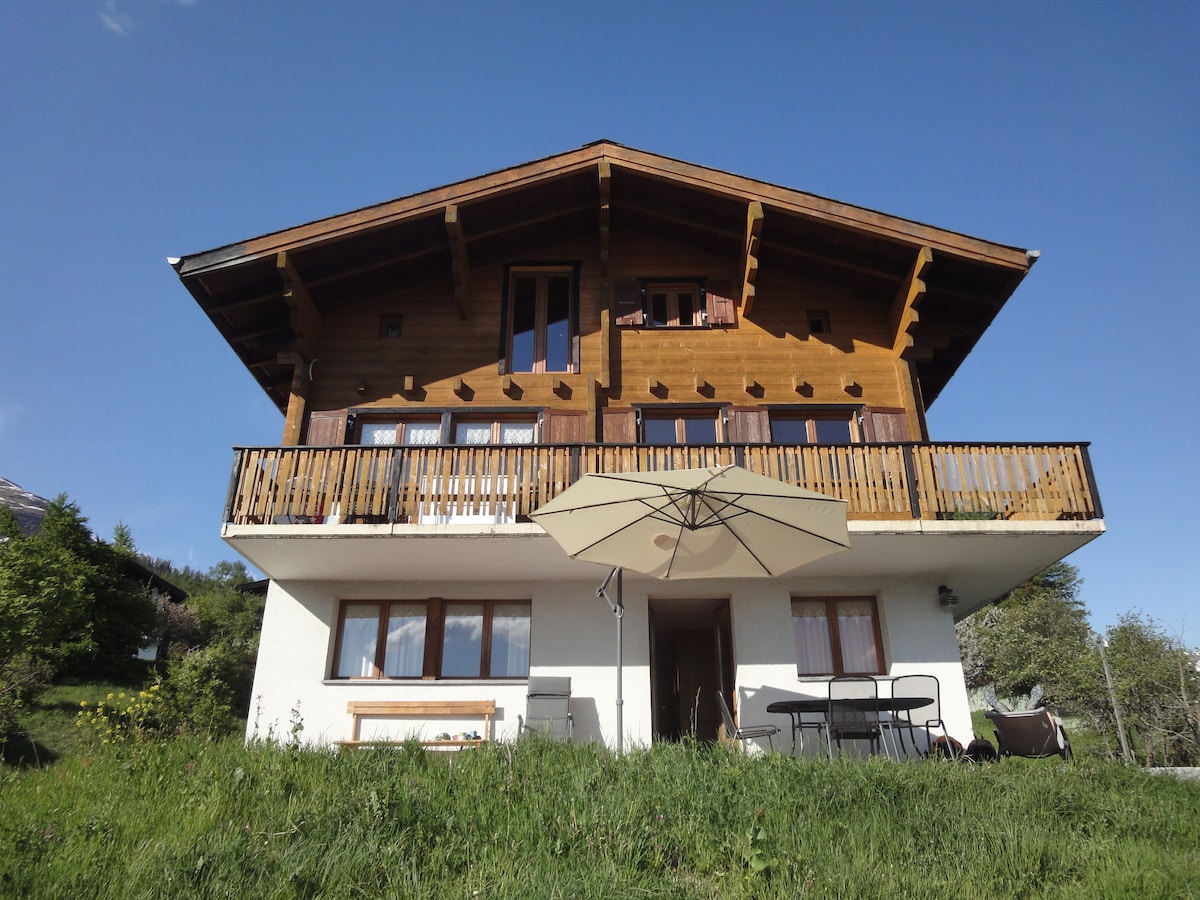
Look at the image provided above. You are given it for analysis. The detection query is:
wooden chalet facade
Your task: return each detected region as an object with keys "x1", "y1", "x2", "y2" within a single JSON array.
[{"x1": 173, "y1": 141, "x2": 1103, "y2": 751}]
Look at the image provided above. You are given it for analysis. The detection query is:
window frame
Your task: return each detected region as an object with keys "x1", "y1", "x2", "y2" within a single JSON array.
[
  {"x1": 349, "y1": 410, "x2": 542, "y2": 446},
  {"x1": 637, "y1": 405, "x2": 726, "y2": 444},
  {"x1": 767, "y1": 405, "x2": 861, "y2": 445},
  {"x1": 644, "y1": 280, "x2": 705, "y2": 328},
  {"x1": 790, "y1": 596, "x2": 885, "y2": 677},
  {"x1": 330, "y1": 598, "x2": 531, "y2": 680},
  {"x1": 500, "y1": 264, "x2": 580, "y2": 375}
]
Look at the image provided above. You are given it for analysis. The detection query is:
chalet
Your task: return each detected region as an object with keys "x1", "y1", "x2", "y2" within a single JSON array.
[{"x1": 171, "y1": 141, "x2": 1104, "y2": 751}]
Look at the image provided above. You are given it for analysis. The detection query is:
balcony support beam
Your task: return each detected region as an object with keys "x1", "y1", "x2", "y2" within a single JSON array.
[{"x1": 739, "y1": 201, "x2": 764, "y2": 316}]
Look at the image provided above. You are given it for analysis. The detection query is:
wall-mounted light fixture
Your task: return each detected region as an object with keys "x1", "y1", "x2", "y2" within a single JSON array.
[{"x1": 937, "y1": 585, "x2": 960, "y2": 609}]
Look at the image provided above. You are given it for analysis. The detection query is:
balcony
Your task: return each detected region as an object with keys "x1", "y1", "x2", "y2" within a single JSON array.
[{"x1": 224, "y1": 442, "x2": 1102, "y2": 527}]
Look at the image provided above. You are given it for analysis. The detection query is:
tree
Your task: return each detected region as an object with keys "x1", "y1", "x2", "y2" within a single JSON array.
[
  {"x1": 1102, "y1": 614, "x2": 1200, "y2": 766},
  {"x1": 956, "y1": 562, "x2": 1103, "y2": 713}
]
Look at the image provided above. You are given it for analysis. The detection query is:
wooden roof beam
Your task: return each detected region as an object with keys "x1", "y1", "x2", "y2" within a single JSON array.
[
  {"x1": 890, "y1": 246, "x2": 932, "y2": 355},
  {"x1": 276, "y1": 251, "x2": 322, "y2": 357},
  {"x1": 445, "y1": 204, "x2": 471, "y2": 319},
  {"x1": 598, "y1": 160, "x2": 611, "y2": 278},
  {"x1": 739, "y1": 201, "x2": 764, "y2": 316}
]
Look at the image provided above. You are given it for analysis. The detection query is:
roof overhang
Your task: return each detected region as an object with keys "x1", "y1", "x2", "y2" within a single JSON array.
[{"x1": 173, "y1": 140, "x2": 1036, "y2": 410}]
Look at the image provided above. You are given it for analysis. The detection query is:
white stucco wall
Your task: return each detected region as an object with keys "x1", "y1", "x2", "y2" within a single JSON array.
[{"x1": 247, "y1": 573, "x2": 971, "y2": 755}]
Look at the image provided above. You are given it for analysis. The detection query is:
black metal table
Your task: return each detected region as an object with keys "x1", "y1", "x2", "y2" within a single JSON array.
[{"x1": 766, "y1": 696, "x2": 932, "y2": 756}]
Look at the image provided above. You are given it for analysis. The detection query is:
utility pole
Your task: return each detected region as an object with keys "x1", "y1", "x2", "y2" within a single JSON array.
[{"x1": 1097, "y1": 631, "x2": 1133, "y2": 764}]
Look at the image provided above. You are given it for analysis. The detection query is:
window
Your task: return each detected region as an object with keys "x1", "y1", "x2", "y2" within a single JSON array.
[
  {"x1": 354, "y1": 414, "x2": 539, "y2": 446},
  {"x1": 807, "y1": 310, "x2": 830, "y2": 334},
  {"x1": 641, "y1": 407, "x2": 722, "y2": 444},
  {"x1": 332, "y1": 599, "x2": 531, "y2": 679},
  {"x1": 378, "y1": 315, "x2": 403, "y2": 338},
  {"x1": 791, "y1": 597, "x2": 883, "y2": 676},
  {"x1": 769, "y1": 409, "x2": 858, "y2": 444},
  {"x1": 646, "y1": 282, "x2": 703, "y2": 327},
  {"x1": 454, "y1": 417, "x2": 537, "y2": 445},
  {"x1": 505, "y1": 267, "x2": 576, "y2": 374},
  {"x1": 358, "y1": 418, "x2": 443, "y2": 446}
]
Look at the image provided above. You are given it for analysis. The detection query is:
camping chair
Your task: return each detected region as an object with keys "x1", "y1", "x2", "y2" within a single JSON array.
[
  {"x1": 985, "y1": 707, "x2": 1072, "y2": 760},
  {"x1": 716, "y1": 691, "x2": 781, "y2": 752},
  {"x1": 827, "y1": 675, "x2": 893, "y2": 760},
  {"x1": 881, "y1": 674, "x2": 949, "y2": 759},
  {"x1": 517, "y1": 676, "x2": 573, "y2": 740}
]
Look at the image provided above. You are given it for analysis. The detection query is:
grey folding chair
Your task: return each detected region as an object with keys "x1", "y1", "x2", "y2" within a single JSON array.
[
  {"x1": 518, "y1": 676, "x2": 573, "y2": 740},
  {"x1": 827, "y1": 676, "x2": 891, "y2": 759},
  {"x1": 716, "y1": 691, "x2": 781, "y2": 752},
  {"x1": 882, "y1": 674, "x2": 949, "y2": 759}
]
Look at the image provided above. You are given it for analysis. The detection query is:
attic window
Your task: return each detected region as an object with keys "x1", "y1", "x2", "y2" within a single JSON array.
[
  {"x1": 807, "y1": 310, "x2": 830, "y2": 334},
  {"x1": 379, "y1": 315, "x2": 403, "y2": 338},
  {"x1": 647, "y1": 282, "x2": 703, "y2": 327},
  {"x1": 502, "y1": 266, "x2": 579, "y2": 374}
]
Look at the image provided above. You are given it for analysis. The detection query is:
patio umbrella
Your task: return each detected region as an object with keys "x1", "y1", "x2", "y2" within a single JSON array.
[{"x1": 530, "y1": 465, "x2": 850, "y2": 750}]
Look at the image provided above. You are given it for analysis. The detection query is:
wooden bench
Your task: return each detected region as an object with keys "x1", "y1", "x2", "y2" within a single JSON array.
[{"x1": 337, "y1": 700, "x2": 496, "y2": 750}]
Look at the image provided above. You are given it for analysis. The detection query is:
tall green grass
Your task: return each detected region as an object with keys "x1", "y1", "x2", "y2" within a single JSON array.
[{"x1": 2, "y1": 735, "x2": 1198, "y2": 898}]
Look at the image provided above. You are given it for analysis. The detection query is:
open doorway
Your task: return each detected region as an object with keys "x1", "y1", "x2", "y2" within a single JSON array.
[{"x1": 648, "y1": 598, "x2": 733, "y2": 742}]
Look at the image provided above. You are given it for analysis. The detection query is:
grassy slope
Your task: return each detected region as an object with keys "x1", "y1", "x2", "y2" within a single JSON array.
[{"x1": 2, "y1": 690, "x2": 1199, "y2": 899}]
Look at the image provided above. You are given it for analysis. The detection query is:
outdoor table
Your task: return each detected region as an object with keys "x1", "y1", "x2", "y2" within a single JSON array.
[{"x1": 766, "y1": 696, "x2": 933, "y2": 755}]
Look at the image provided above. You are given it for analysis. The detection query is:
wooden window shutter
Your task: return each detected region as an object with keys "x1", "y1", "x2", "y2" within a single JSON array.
[
  {"x1": 705, "y1": 279, "x2": 737, "y2": 326},
  {"x1": 727, "y1": 407, "x2": 770, "y2": 443},
  {"x1": 613, "y1": 280, "x2": 644, "y2": 326},
  {"x1": 864, "y1": 408, "x2": 911, "y2": 442},
  {"x1": 306, "y1": 410, "x2": 348, "y2": 446},
  {"x1": 542, "y1": 409, "x2": 587, "y2": 444},
  {"x1": 602, "y1": 408, "x2": 637, "y2": 443}
]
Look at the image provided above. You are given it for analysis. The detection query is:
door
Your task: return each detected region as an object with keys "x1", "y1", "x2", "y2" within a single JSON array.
[{"x1": 648, "y1": 599, "x2": 733, "y2": 742}]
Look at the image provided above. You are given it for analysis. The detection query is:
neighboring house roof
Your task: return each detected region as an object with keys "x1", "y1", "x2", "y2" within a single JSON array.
[{"x1": 173, "y1": 139, "x2": 1036, "y2": 410}]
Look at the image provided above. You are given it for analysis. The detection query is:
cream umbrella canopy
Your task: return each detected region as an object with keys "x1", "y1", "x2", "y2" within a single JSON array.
[
  {"x1": 530, "y1": 465, "x2": 850, "y2": 580},
  {"x1": 530, "y1": 465, "x2": 850, "y2": 751}
]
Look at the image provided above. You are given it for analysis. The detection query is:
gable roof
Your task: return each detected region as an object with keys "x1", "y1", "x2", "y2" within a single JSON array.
[{"x1": 173, "y1": 140, "x2": 1036, "y2": 410}]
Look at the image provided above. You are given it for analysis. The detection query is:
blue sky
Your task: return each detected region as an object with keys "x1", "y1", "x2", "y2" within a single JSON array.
[{"x1": 2, "y1": 3, "x2": 1197, "y2": 636}]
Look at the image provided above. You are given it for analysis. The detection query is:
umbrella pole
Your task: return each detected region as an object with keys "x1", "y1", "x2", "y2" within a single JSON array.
[{"x1": 598, "y1": 566, "x2": 624, "y2": 755}]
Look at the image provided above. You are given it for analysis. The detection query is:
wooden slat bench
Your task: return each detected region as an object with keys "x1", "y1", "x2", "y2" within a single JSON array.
[{"x1": 337, "y1": 700, "x2": 496, "y2": 750}]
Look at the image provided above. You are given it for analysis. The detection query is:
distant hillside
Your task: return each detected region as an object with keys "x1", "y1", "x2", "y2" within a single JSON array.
[{"x1": 0, "y1": 477, "x2": 50, "y2": 535}]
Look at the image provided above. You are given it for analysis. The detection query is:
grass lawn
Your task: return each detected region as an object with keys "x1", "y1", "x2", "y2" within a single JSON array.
[{"x1": 2, "y1": 686, "x2": 1198, "y2": 898}]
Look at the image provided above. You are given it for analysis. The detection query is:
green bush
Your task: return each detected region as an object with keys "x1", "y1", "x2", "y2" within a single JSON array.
[{"x1": 159, "y1": 643, "x2": 253, "y2": 738}]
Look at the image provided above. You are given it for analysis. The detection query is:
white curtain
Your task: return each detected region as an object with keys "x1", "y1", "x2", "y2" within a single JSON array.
[
  {"x1": 836, "y1": 599, "x2": 878, "y2": 673},
  {"x1": 403, "y1": 423, "x2": 442, "y2": 445},
  {"x1": 336, "y1": 603, "x2": 380, "y2": 677},
  {"x1": 361, "y1": 424, "x2": 399, "y2": 446},
  {"x1": 791, "y1": 599, "x2": 834, "y2": 675},
  {"x1": 442, "y1": 603, "x2": 485, "y2": 676},
  {"x1": 489, "y1": 603, "x2": 531, "y2": 677},
  {"x1": 382, "y1": 602, "x2": 427, "y2": 677},
  {"x1": 499, "y1": 422, "x2": 535, "y2": 444}
]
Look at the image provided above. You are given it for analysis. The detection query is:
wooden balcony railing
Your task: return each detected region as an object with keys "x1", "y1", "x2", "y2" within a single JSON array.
[{"x1": 224, "y1": 442, "x2": 1102, "y2": 527}]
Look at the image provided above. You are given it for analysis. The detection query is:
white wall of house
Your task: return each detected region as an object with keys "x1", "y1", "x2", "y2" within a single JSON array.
[{"x1": 247, "y1": 573, "x2": 971, "y2": 755}]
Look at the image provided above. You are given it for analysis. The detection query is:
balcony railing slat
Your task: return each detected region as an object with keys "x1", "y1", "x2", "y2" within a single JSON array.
[{"x1": 225, "y1": 442, "x2": 1101, "y2": 527}]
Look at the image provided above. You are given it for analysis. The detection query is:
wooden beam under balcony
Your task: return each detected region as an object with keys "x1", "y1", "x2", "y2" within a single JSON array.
[
  {"x1": 276, "y1": 252, "x2": 322, "y2": 357},
  {"x1": 598, "y1": 160, "x2": 611, "y2": 278},
  {"x1": 445, "y1": 204, "x2": 470, "y2": 320},
  {"x1": 890, "y1": 245, "x2": 932, "y2": 356},
  {"x1": 739, "y1": 201, "x2": 764, "y2": 316}
]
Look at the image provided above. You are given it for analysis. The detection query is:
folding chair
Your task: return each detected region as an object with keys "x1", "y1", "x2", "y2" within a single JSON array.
[
  {"x1": 517, "y1": 676, "x2": 573, "y2": 740},
  {"x1": 716, "y1": 691, "x2": 781, "y2": 752}
]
